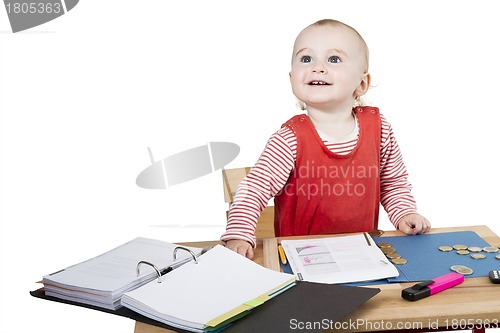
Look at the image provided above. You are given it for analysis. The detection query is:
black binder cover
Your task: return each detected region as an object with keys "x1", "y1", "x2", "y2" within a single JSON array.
[
  {"x1": 31, "y1": 282, "x2": 380, "y2": 333},
  {"x1": 224, "y1": 281, "x2": 380, "y2": 332}
]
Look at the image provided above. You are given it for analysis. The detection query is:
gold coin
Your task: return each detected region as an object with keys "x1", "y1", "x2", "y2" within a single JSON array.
[
  {"x1": 453, "y1": 244, "x2": 468, "y2": 250},
  {"x1": 483, "y1": 246, "x2": 499, "y2": 253},
  {"x1": 471, "y1": 253, "x2": 486, "y2": 260},
  {"x1": 467, "y1": 246, "x2": 483, "y2": 252},
  {"x1": 456, "y1": 250, "x2": 470, "y2": 255},
  {"x1": 496, "y1": 254, "x2": 500, "y2": 260},
  {"x1": 452, "y1": 265, "x2": 473, "y2": 275},
  {"x1": 386, "y1": 253, "x2": 401, "y2": 259},
  {"x1": 381, "y1": 247, "x2": 397, "y2": 255},
  {"x1": 391, "y1": 258, "x2": 407, "y2": 265},
  {"x1": 369, "y1": 230, "x2": 385, "y2": 237},
  {"x1": 438, "y1": 246, "x2": 453, "y2": 252},
  {"x1": 377, "y1": 242, "x2": 392, "y2": 248}
]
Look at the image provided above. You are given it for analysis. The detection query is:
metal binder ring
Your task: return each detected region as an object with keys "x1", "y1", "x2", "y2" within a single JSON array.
[
  {"x1": 173, "y1": 246, "x2": 198, "y2": 264},
  {"x1": 136, "y1": 261, "x2": 162, "y2": 283}
]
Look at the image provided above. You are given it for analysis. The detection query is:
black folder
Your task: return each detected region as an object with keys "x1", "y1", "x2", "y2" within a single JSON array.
[
  {"x1": 32, "y1": 282, "x2": 379, "y2": 333},
  {"x1": 222, "y1": 281, "x2": 380, "y2": 333}
]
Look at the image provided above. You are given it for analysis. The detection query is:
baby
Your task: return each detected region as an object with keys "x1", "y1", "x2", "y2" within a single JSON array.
[{"x1": 221, "y1": 19, "x2": 430, "y2": 259}]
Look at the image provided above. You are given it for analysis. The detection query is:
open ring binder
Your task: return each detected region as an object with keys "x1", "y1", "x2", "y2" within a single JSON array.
[
  {"x1": 136, "y1": 261, "x2": 162, "y2": 283},
  {"x1": 173, "y1": 246, "x2": 198, "y2": 263},
  {"x1": 135, "y1": 246, "x2": 200, "y2": 284}
]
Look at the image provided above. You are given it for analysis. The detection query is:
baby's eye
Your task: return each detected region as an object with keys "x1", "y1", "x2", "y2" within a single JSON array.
[
  {"x1": 328, "y1": 55, "x2": 341, "y2": 63},
  {"x1": 300, "y1": 55, "x2": 312, "y2": 63}
]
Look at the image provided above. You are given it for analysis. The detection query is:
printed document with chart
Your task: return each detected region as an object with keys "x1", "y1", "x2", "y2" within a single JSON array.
[{"x1": 281, "y1": 233, "x2": 399, "y2": 284}]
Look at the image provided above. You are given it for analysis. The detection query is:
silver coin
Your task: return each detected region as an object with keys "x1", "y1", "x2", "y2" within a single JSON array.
[
  {"x1": 452, "y1": 265, "x2": 474, "y2": 275},
  {"x1": 439, "y1": 246, "x2": 453, "y2": 252},
  {"x1": 483, "y1": 246, "x2": 499, "y2": 253},
  {"x1": 471, "y1": 253, "x2": 486, "y2": 260},
  {"x1": 496, "y1": 254, "x2": 500, "y2": 260},
  {"x1": 453, "y1": 244, "x2": 468, "y2": 250},
  {"x1": 467, "y1": 246, "x2": 482, "y2": 252},
  {"x1": 456, "y1": 250, "x2": 470, "y2": 255}
]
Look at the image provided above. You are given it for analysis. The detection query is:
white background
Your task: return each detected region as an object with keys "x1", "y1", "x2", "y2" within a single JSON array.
[{"x1": 1, "y1": 0, "x2": 499, "y2": 332}]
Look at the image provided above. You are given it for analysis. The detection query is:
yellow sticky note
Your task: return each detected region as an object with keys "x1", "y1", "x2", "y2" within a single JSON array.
[{"x1": 244, "y1": 298, "x2": 264, "y2": 307}]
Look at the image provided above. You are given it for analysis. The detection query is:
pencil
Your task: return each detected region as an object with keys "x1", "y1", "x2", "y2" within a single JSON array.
[
  {"x1": 277, "y1": 244, "x2": 287, "y2": 265},
  {"x1": 363, "y1": 232, "x2": 372, "y2": 246}
]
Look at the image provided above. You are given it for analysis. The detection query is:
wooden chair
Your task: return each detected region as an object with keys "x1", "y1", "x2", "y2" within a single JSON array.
[{"x1": 222, "y1": 167, "x2": 275, "y2": 239}]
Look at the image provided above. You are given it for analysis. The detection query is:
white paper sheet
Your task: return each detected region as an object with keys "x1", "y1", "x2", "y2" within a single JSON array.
[{"x1": 281, "y1": 234, "x2": 399, "y2": 284}]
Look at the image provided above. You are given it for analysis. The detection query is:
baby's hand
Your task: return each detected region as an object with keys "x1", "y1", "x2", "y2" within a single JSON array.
[
  {"x1": 397, "y1": 213, "x2": 431, "y2": 235},
  {"x1": 223, "y1": 239, "x2": 254, "y2": 259}
]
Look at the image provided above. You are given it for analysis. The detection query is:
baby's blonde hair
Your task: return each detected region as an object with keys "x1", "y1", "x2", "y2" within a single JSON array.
[{"x1": 294, "y1": 19, "x2": 370, "y2": 109}]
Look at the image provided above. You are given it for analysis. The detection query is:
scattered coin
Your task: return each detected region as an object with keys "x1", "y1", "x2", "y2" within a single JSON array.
[
  {"x1": 453, "y1": 244, "x2": 468, "y2": 250},
  {"x1": 496, "y1": 254, "x2": 500, "y2": 260},
  {"x1": 381, "y1": 247, "x2": 397, "y2": 255},
  {"x1": 391, "y1": 258, "x2": 407, "y2": 265},
  {"x1": 467, "y1": 246, "x2": 483, "y2": 252},
  {"x1": 438, "y1": 246, "x2": 453, "y2": 252},
  {"x1": 369, "y1": 230, "x2": 385, "y2": 237},
  {"x1": 451, "y1": 265, "x2": 473, "y2": 275},
  {"x1": 471, "y1": 253, "x2": 487, "y2": 260},
  {"x1": 483, "y1": 246, "x2": 499, "y2": 253},
  {"x1": 386, "y1": 253, "x2": 402, "y2": 259},
  {"x1": 377, "y1": 242, "x2": 392, "y2": 248},
  {"x1": 456, "y1": 250, "x2": 470, "y2": 255},
  {"x1": 456, "y1": 267, "x2": 474, "y2": 275}
]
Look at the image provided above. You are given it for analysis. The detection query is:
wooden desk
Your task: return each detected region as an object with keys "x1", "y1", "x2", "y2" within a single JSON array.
[{"x1": 134, "y1": 225, "x2": 500, "y2": 333}]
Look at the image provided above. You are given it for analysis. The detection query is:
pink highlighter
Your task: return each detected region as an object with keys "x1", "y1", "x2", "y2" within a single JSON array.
[{"x1": 402, "y1": 272, "x2": 464, "y2": 301}]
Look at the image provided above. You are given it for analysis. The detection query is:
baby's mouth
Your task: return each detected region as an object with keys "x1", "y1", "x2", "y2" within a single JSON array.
[{"x1": 308, "y1": 80, "x2": 332, "y2": 86}]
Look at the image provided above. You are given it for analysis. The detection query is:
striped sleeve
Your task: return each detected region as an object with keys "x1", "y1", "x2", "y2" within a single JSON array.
[
  {"x1": 220, "y1": 128, "x2": 296, "y2": 247},
  {"x1": 379, "y1": 114, "x2": 418, "y2": 227}
]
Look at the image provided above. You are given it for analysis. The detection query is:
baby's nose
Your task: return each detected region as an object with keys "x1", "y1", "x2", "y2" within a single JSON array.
[{"x1": 312, "y1": 64, "x2": 326, "y2": 73}]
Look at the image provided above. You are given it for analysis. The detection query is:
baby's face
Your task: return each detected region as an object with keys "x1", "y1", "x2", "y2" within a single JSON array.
[{"x1": 290, "y1": 24, "x2": 368, "y2": 110}]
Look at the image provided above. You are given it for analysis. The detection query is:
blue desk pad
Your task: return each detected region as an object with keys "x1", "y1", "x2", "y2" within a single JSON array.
[
  {"x1": 281, "y1": 231, "x2": 500, "y2": 284},
  {"x1": 374, "y1": 231, "x2": 498, "y2": 282}
]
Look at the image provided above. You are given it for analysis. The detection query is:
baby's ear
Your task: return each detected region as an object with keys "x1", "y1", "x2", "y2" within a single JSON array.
[{"x1": 355, "y1": 73, "x2": 371, "y2": 97}]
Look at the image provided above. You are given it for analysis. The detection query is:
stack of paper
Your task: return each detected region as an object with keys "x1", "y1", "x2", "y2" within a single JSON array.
[
  {"x1": 121, "y1": 245, "x2": 297, "y2": 332},
  {"x1": 42, "y1": 237, "x2": 201, "y2": 310},
  {"x1": 281, "y1": 233, "x2": 399, "y2": 284}
]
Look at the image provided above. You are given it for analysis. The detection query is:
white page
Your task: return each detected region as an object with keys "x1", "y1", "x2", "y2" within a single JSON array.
[
  {"x1": 121, "y1": 244, "x2": 296, "y2": 330},
  {"x1": 281, "y1": 234, "x2": 399, "y2": 284}
]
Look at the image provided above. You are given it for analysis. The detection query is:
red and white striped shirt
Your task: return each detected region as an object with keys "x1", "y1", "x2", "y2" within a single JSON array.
[{"x1": 221, "y1": 113, "x2": 418, "y2": 247}]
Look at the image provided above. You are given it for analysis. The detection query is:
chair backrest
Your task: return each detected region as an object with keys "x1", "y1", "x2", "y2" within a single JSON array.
[{"x1": 222, "y1": 167, "x2": 275, "y2": 239}]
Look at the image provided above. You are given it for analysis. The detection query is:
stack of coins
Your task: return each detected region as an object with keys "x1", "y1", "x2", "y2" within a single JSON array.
[
  {"x1": 377, "y1": 242, "x2": 407, "y2": 265},
  {"x1": 438, "y1": 244, "x2": 500, "y2": 275}
]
